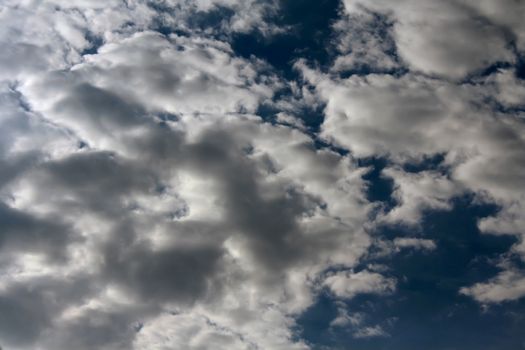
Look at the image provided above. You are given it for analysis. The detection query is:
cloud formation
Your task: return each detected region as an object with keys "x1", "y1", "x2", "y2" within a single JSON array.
[
  {"x1": 1, "y1": 0, "x2": 525, "y2": 349},
  {"x1": 342, "y1": 0, "x2": 521, "y2": 79}
]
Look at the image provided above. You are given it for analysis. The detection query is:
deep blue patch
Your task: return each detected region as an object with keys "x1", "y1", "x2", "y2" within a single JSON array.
[
  {"x1": 297, "y1": 292, "x2": 340, "y2": 347},
  {"x1": 516, "y1": 54, "x2": 525, "y2": 80},
  {"x1": 80, "y1": 33, "x2": 104, "y2": 56},
  {"x1": 231, "y1": 0, "x2": 341, "y2": 78},
  {"x1": 359, "y1": 157, "x2": 396, "y2": 207}
]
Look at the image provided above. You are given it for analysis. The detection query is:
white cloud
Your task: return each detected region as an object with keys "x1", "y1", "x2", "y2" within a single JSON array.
[
  {"x1": 297, "y1": 62, "x2": 525, "y2": 283},
  {"x1": 486, "y1": 69, "x2": 525, "y2": 108},
  {"x1": 0, "y1": 0, "x2": 281, "y2": 84},
  {"x1": 381, "y1": 168, "x2": 460, "y2": 226},
  {"x1": 460, "y1": 270, "x2": 525, "y2": 304},
  {"x1": 342, "y1": 0, "x2": 516, "y2": 79},
  {"x1": 353, "y1": 325, "x2": 389, "y2": 339},
  {"x1": 331, "y1": 6, "x2": 399, "y2": 73},
  {"x1": 0, "y1": 24, "x2": 377, "y2": 347},
  {"x1": 295, "y1": 67, "x2": 456, "y2": 159},
  {"x1": 462, "y1": 0, "x2": 525, "y2": 52},
  {"x1": 330, "y1": 302, "x2": 364, "y2": 328},
  {"x1": 324, "y1": 270, "x2": 396, "y2": 300},
  {"x1": 393, "y1": 238, "x2": 437, "y2": 251}
]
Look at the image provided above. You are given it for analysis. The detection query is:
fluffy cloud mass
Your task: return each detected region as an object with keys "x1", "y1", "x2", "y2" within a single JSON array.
[{"x1": 1, "y1": 0, "x2": 524, "y2": 349}]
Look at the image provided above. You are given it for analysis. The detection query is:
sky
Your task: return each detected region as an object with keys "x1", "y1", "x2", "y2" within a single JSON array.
[{"x1": 0, "y1": 0, "x2": 525, "y2": 349}]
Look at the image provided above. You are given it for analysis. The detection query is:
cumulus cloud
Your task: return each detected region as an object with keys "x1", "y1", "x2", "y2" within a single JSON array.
[
  {"x1": 295, "y1": 0, "x2": 525, "y2": 306},
  {"x1": 331, "y1": 5, "x2": 399, "y2": 73},
  {"x1": 330, "y1": 304, "x2": 364, "y2": 328},
  {"x1": 329, "y1": 302, "x2": 393, "y2": 340},
  {"x1": 297, "y1": 59, "x2": 525, "y2": 302},
  {"x1": 0, "y1": 112, "x2": 372, "y2": 348},
  {"x1": 460, "y1": 270, "x2": 525, "y2": 304},
  {"x1": 379, "y1": 168, "x2": 460, "y2": 226},
  {"x1": 353, "y1": 325, "x2": 389, "y2": 339},
  {"x1": 0, "y1": 0, "x2": 280, "y2": 83},
  {"x1": 393, "y1": 238, "x2": 437, "y2": 252},
  {"x1": 0, "y1": 4, "x2": 377, "y2": 345},
  {"x1": 486, "y1": 69, "x2": 525, "y2": 108},
  {"x1": 342, "y1": 0, "x2": 518, "y2": 79},
  {"x1": 324, "y1": 270, "x2": 396, "y2": 299}
]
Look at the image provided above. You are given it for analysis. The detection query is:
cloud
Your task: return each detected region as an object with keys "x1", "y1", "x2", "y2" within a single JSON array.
[
  {"x1": 294, "y1": 0, "x2": 525, "y2": 306},
  {"x1": 158, "y1": 0, "x2": 282, "y2": 35},
  {"x1": 297, "y1": 61, "x2": 525, "y2": 303},
  {"x1": 0, "y1": 18, "x2": 378, "y2": 346},
  {"x1": 324, "y1": 270, "x2": 396, "y2": 299},
  {"x1": 0, "y1": 201, "x2": 77, "y2": 261},
  {"x1": 485, "y1": 69, "x2": 525, "y2": 108},
  {"x1": 0, "y1": 275, "x2": 96, "y2": 349},
  {"x1": 330, "y1": 306, "x2": 363, "y2": 328},
  {"x1": 0, "y1": 0, "x2": 280, "y2": 83},
  {"x1": 295, "y1": 67, "x2": 455, "y2": 159},
  {"x1": 353, "y1": 325, "x2": 389, "y2": 339},
  {"x1": 393, "y1": 238, "x2": 437, "y2": 252},
  {"x1": 331, "y1": 6, "x2": 399, "y2": 73},
  {"x1": 380, "y1": 168, "x2": 460, "y2": 226},
  {"x1": 329, "y1": 302, "x2": 393, "y2": 340},
  {"x1": 342, "y1": 0, "x2": 518, "y2": 79},
  {"x1": 460, "y1": 270, "x2": 525, "y2": 304},
  {"x1": 133, "y1": 309, "x2": 310, "y2": 350}
]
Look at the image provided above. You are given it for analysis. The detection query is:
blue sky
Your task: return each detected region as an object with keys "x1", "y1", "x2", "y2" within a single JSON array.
[{"x1": 1, "y1": 1, "x2": 525, "y2": 349}]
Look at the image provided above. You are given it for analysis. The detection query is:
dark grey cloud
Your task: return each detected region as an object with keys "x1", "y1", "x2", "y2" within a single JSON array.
[
  {"x1": 0, "y1": 202, "x2": 76, "y2": 260},
  {"x1": 182, "y1": 129, "x2": 313, "y2": 272},
  {"x1": 38, "y1": 151, "x2": 157, "y2": 217},
  {"x1": 43, "y1": 308, "x2": 143, "y2": 350},
  {"x1": 103, "y1": 240, "x2": 224, "y2": 304},
  {"x1": 0, "y1": 276, "x2": 95, "y2": 349},
  {"x1": 55, "y1": 83, "x2": 146, "y2": 130}
]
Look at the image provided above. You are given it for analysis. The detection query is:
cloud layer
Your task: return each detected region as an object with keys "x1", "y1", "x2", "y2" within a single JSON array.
[{"x1": 1, "y1": 0, "x2": 525, "y2": 349}]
